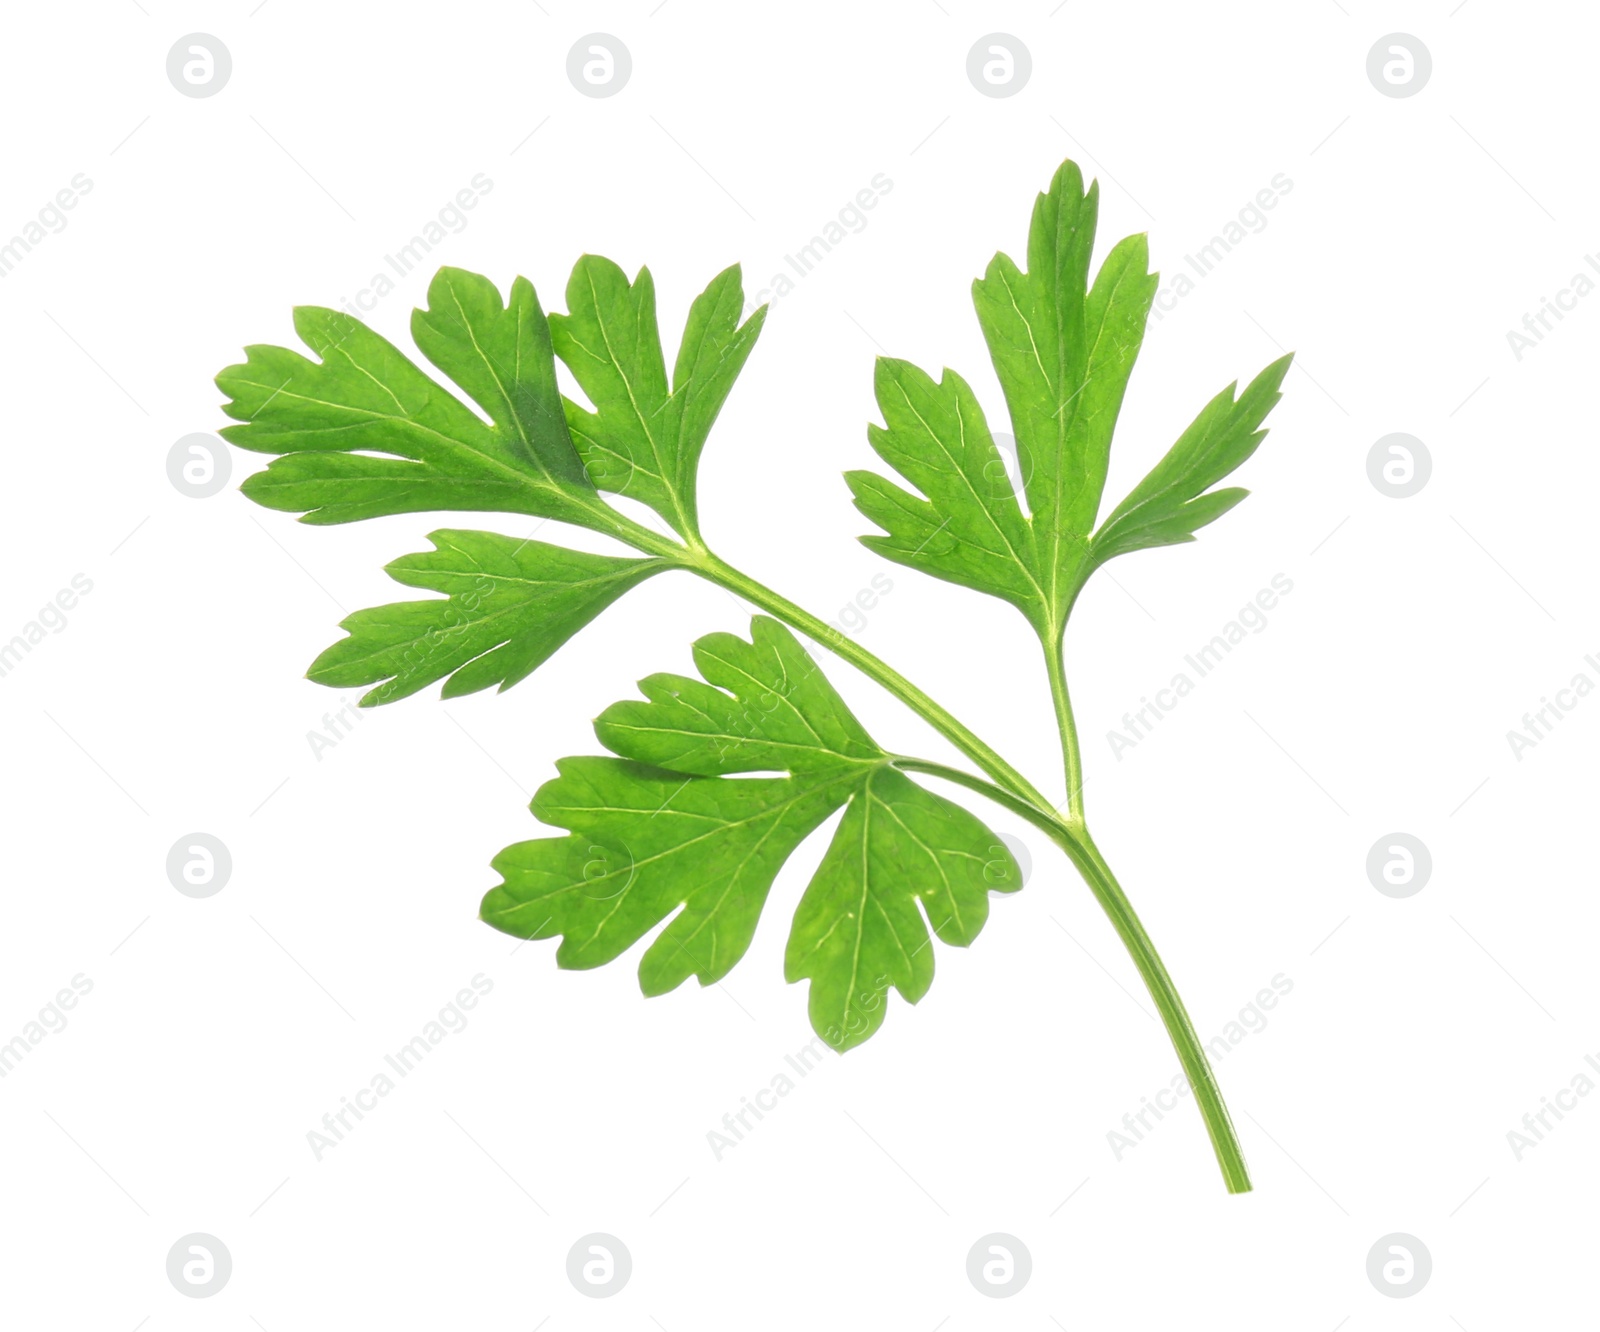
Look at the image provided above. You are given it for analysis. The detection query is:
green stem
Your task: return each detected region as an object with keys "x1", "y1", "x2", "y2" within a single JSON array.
[
  {"x1": 1041, "y1": 626, "x2": 1251, "y2": 1193},
  {"x1": 1062, "y1": 829, "x2": 1252, "y2": 1193},
  {"x1": 891, "y1": 757, "x2": 1072, "y2": 845},
  {"x1": 688, "y1": 550, "x2": 1055, "y2": 814},
  {"x1": 606, "y1": 524, "x2": 1250, "y2": 1193},
  {"x1": 889, "y1": 759, "x2": 1250, "y2": 1192},
  {"x1": 1044, "y1": 623, "x2": 1086, "y2": 824}
]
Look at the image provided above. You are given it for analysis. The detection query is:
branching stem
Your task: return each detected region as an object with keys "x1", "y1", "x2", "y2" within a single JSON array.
[{"x1": 606, "y1": 522, "x2": 1252, "y2": 1193}]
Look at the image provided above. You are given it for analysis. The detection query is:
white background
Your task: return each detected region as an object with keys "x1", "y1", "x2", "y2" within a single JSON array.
[{"x1": 1, "y1": 1, "x2": 1593, "y2": 1326}]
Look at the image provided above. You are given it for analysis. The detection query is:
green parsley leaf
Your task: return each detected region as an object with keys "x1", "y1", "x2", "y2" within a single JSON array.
[
  {"x1": 971, "y1": 164, "x2": 1157, "y2": 579},
  {"x1": 550, "y1": 257, "x2": 766, "y2": 538},
  {"x1": 846, "y1": 358, "x2": 1049, "y2": 632},
  {"x1": 851, "y1": 159, "x2": 1287, "y2": 629},
  {"x1": 306, "y1": 529, "x2": 668, "y2": 706},
  {"x1": 481, "y1": 616, "x2": 1021, "y2": 1050},
  {"x1": 1088, "y1": 354, "x2": 1293, "y2": 565},
  {"x1": 217, "y1": 268, "x2": 605, "y2": 528},
  {"x1": 785, "y1": 764, "x2": 1020, "y2": 1050}
]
